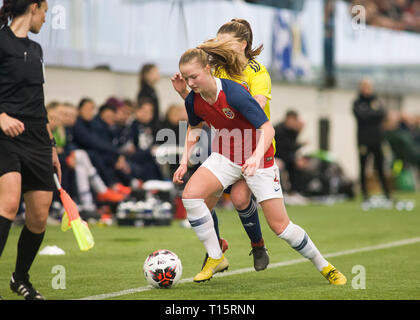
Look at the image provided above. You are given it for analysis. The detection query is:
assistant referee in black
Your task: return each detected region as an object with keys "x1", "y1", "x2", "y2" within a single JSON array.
[{"x1": 0, "y1": 0, "x2": 61, "y2": 300}]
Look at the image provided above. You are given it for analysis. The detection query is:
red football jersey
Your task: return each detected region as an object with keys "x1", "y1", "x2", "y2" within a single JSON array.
[{"x1": 185, "y1": 78, "x2": 274, "y2": 168}]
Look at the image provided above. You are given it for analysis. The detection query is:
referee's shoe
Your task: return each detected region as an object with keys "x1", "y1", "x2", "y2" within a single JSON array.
[{"x1": 10, "y1": 273, "x2": 45, "y2": 300}]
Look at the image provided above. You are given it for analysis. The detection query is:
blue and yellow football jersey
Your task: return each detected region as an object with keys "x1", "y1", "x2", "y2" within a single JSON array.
[{"x1": 214, "y1": 59, "x2": 275, "y2": 152}]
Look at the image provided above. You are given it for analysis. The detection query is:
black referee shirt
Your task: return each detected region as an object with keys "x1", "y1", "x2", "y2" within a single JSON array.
[{"x1": 0, "y1": 25, "x2": 47, "y2": 123}]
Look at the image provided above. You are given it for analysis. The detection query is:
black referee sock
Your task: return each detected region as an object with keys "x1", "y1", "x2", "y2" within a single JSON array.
[
  {"x1": 0, "y1": 215, "x2": 13, "y2": 257},
  {"x1": 14, "y1": 225, "x2": 45, "y2": 281}
]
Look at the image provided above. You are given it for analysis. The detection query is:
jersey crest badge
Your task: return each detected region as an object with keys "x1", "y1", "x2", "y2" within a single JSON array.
[{"x1": 222, "y1": 108, "x2": 235, "y2": 119}]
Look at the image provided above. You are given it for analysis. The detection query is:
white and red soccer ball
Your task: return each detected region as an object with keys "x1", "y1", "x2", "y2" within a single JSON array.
[{"x1": 143, "y1": 250, "x2": 182, "y2": 289}]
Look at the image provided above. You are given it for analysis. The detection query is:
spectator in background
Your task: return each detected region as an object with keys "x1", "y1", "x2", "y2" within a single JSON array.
[
  {"x1": 400, "y1": 110, "x2": 420, "y2": 144},
  {"x1": 44, "y1": 102, "x2": 69, "y2": 223},
  {"x1": 56, "y1": 102, "x2": 79, "y2": 157},
  {"x1": 348, "y1": 0, "x2": 420, "y2": 32},
  {"x1": 46, "y1": 101, "x2": 65, "y2": 152},
  {"x1": 158, "y1": 104, "x2": 188, "y2": 140},
  {"x1": 73, "y1": 98, "x2": 130, "y2": 196},
  {"x1": 47, "y1": 102, "x2": 73, "y2": 193},
  {"x1": 383, "y1": 109, "x2": 420, "y2": 169},
  {"x1": 129, "y1": 98, "x2": 155, "y2": 151},
  {"x1": 414, "y1": 114, "x2": 420, "y2": 145},
  {"x1": 55, "y1": 102, "x2": 124, "y2": 220},
  {"x1": 274, "y1": 110, "x2": 305, "y2": 193},
  {"x1": 127, "y1": 97, "x2": 162, "y2": 182},
  {"x1": 137, "y1": 63, "x2": 161, "y2": 135},
  {"x1": 110, "y1": 97, "x2": 135, "y2": 155},
  {"x1": 409, "y1": 0, "x2": 420, "y2": 23},
  {"x1": 91, "y1": 103, "x2": 133, "y2": 193},
  {"x1": 156, "y1": 104, "x2": 189, "y2": 178},
  {"x1": 57, "y1": 102, "x2": 78, "y2": 142},
  {"x1": 129, "y1": 98, "x2": 163, "y2": 181},
  {"x1": 353, "y1": 78, "x2": 391, "y2": 202},
  {"x1": 46, "y1": 101, "x2": 61, "y2": 140}
]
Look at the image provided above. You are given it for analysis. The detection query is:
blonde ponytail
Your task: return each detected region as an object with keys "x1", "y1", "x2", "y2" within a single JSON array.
[{"x1": 179, "y1": 39, "x2": 246, "y2": 80}]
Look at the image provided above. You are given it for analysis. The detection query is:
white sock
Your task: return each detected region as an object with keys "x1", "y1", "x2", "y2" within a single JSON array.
[
  {"x1": 90, "y1": 174, "x2": 107, "y2": 194},
  {"x1": 278, "y1": 222, "x2": 328, "y2": 271},
  {"x1": 79, "y1": 191, "x2": 94, "y2": 208},
  {"x1": 182, "y1": 198, "x2": 222, "y2": 259},
  {"x1": 75, "y1": 163, "x2": 95, "y2": 206}
]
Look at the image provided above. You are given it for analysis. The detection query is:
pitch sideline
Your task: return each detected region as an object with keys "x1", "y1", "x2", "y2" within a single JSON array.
[{"x1": 78, "y1": 236, "x2": 420, "y2": 300}]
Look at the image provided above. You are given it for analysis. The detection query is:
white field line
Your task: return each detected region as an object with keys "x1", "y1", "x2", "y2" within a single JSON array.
[{"x1": 78, "y1": 236, "x2": 420, "y2": 300}]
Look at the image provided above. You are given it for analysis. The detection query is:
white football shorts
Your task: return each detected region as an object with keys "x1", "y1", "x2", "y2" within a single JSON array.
[{"x1": 201, "y1": 152, "x2": 283, "y2": 203}]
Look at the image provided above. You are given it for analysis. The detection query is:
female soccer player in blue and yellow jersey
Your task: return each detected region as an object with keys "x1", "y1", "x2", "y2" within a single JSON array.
[
  {"x1": 172, "y1": 19, "x2": 272, "y2": 272},
  {"x1": 173, "y1": 39, "x2": 346, "y2": 285}
]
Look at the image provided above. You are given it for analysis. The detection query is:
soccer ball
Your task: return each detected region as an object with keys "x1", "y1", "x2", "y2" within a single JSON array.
[{"x1": 143, "y1": 250, "x2": 182, "y2": 288}]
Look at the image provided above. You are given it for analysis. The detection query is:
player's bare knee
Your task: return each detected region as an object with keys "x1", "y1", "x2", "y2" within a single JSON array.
[
  {"x1": 231, "y1": 194, "x2": 251, "y2": 211},
  {"x1": 182, "y1": 187, "x2": 203, "y2": 200},
  {"x1": 181, "y1": 190, "x2": 193, "y2": 200},
  {"x1": 230, "y1": 184, "x2": 252, "y2": 211},
  {"x1": 270, "y1": 219, "x2": 290, "y2": 236},
  {"x1": 0, "y1": 197, "x2": 20, "y2": 219}
]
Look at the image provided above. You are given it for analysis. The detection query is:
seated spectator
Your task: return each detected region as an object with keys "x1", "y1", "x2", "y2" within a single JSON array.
[
  {"x1": 127, "y1": 97, "x2": 163, "y2": 182},
  {"x1": 47, "y1": 101, "x2": 66, "y2": 153},
  {"x1": 46, "y1": 101, "x2": 126, "y2": 221},
  {"x1": 400, "y1": 110, "x2": 420, "y2": 144},
  {"x1": 109, "y1": 97, "x2": 136, "y2": 155},
  {"x1": 414, "y1": 114, "x2": 420, "y2": 145},
  {"x1": 155, "y1": 104, "x2": 190, "y2": 179},
  {"x1": 274, "y1": 110, "x2": 306, "y2": 193},
  {"x1": 348, "y1": 0, "x2": 420, "y2": 32},
  {"x1": 383, "y1": 109, "x2": 420, "y2": 169},
  {"x1": 155, "y1": 104, "x2": 187, "y2": 158},
  {"x1": 47, "y1": 101, "x2": 76, "y2": 197},
  {"x1": 129, "y1": 98, "x2": 155, "y2": 150},
  {"x1": 137, "y1": 63, "x2": 162, "y2": 135},
  {"x1": 159, "y1": 104, "x2": 187, "y2": 134},
  {"x1": 286, "y1": 154, "x2": 355, "y2": 200},
  {"x1": 46, "y1": 101, "x2": 70, "y2": 221},
  {"x1": 73, "y1": 98, "x2": 131, "y2": 196}
]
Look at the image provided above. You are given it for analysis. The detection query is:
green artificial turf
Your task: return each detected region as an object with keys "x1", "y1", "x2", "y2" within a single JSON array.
[{"x1": 1, "y1": 192, "x2": 419, "y2": 300}]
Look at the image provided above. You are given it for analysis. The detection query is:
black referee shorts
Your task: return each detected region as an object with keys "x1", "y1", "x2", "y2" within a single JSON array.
[{"x1": 0, "y1": 123, "x2": 54, "y2": 193}]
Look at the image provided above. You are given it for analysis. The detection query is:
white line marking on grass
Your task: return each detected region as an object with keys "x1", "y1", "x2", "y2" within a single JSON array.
[{"x1": 78, "y1": 237, "x2": 420, "y2": 300}]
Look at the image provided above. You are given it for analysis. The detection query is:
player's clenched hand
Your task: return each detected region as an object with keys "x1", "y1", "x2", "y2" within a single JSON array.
[
  {"x1": 242, "y1": 155, "x2": 259, "y2": 177},
  {"x1": 0, "y1": 113, "x2": 25, "y2": 138},
  {"x1": 173, "y1": 164, "x2": 188, "y2": 184},
  {"x1": 171, "y1": 73, "x2": 189, "y2": 99}
]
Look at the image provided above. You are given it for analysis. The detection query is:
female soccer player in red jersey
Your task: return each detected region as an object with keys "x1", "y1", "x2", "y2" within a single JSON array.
[
  {"x1": 173, "y1": 41, "x2": 346, "y2": 285},
  {"x1": 172, "y1": 19, "x2": 272, "y2": 272}
]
